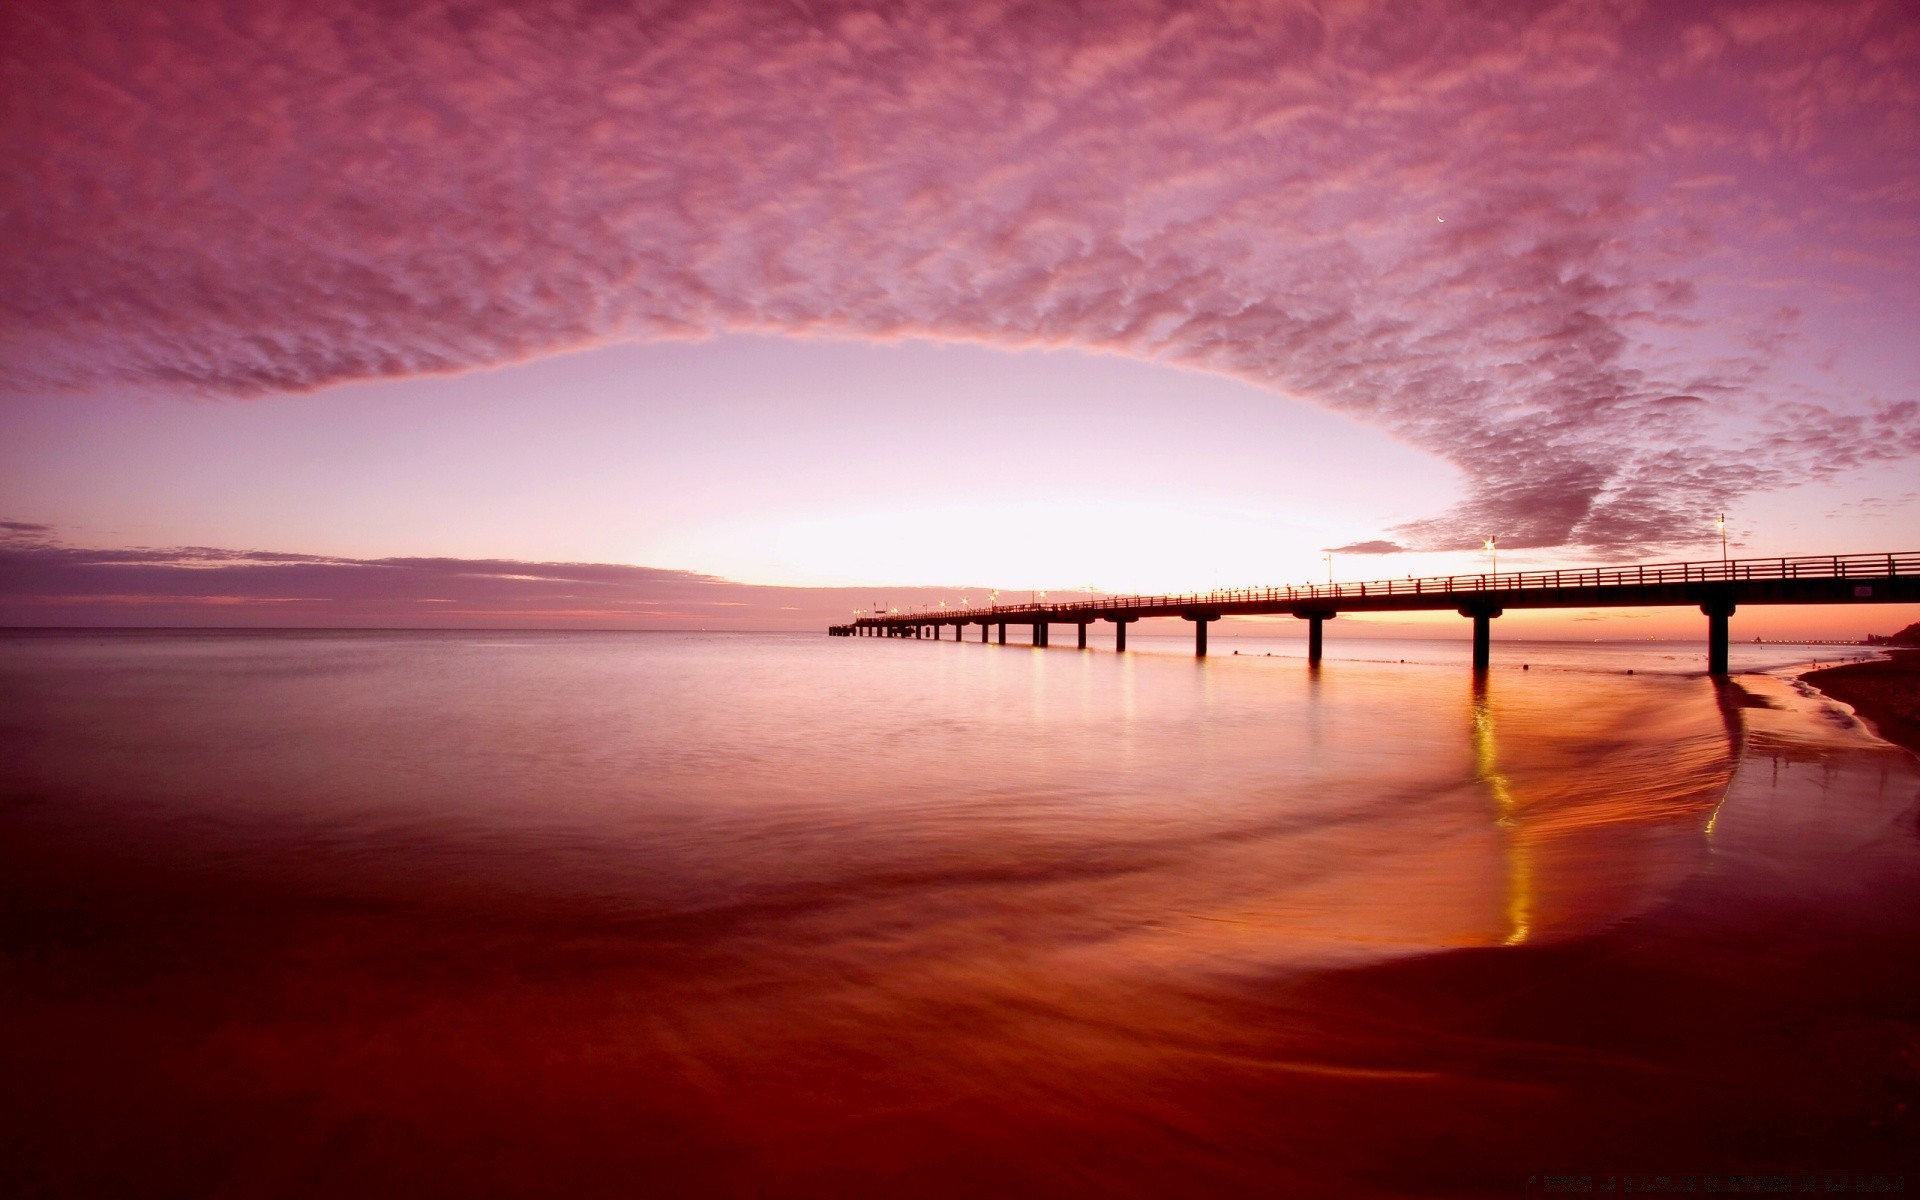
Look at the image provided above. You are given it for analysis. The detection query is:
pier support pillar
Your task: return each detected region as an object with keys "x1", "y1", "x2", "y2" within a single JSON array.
[
  {"x1": 1702, "y1": 596, "x2": 1736, "y2": 677},
  {"x1": 1108, "y1": 616, "x2": 1136, "y2": 651},
  {"x1": 1295, "y1": 610, "x2": 1336, "y2": 665},
  {"x1": 1458, "y1": 606, "x2": 1503, "y2": 672},
  {"x1": 1185, "y1": 614, "x2": 1220, "y2": 657},
  {"x1": 980, "y1": 622, "x2": 988, "y2": 643},
  {"x1": 997, "y1": 622, "x2": 1006, "y2": 645},
  {"x1": 1033, "y1": 622, "x2": 1047, "y2": 647},
  {"x1": 1077, "y1": 622, "x2": 1088, "y2": 649}
]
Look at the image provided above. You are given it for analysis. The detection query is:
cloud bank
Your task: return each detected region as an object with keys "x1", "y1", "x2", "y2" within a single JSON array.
[
  {"x1": 0, "y1": 526, "x2": 957, "y2": 629},
  {"x1": 4, "y1": 0, "x2": 1917, "y2": 552},
  {"x1": 1324, "y1": 540, "x2": 1406, "y2": 556}
]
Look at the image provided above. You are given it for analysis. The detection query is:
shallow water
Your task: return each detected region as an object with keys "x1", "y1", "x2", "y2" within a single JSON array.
[{"x1": 0, "y1": 630, "x2": 1912, "y2": 1196}]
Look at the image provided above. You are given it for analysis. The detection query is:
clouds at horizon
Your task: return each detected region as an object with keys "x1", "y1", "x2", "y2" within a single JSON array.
[
  {"x1": 5, "y1": 0, "x2": 1918, "y2": 554},
  {"x1": 0, "y1": 522, "x2": 934, "y2": 628}
]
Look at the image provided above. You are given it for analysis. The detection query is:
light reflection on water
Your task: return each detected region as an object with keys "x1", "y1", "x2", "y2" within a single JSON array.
[
  {"x1": 0, "y1": 629, "x2": 1754, "y2": 984},
  {"x1": 0, "y1": 629, "x2": 1889, "y2": 1195}
]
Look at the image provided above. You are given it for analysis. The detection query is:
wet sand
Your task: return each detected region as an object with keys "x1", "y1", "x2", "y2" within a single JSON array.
[
  {"x1": 2, "y1": 641, "x2": 1917, "y2": 1196},
  {"x1": 1805, "y1": 649, "x2": 1920, "y2": 760},
  {"x1": 1184, "y1": 674, "x2": 1920, "y2": 1193}
]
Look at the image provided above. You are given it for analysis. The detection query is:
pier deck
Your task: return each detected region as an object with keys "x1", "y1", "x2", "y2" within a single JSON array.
[{"x1": 830, "y1": 552, "x2": 1920, "y2": 674}]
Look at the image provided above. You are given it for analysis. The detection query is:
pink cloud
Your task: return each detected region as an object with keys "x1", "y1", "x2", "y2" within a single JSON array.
[{"x1": 2, "y1": 0, "x2": 1915, "y2": 553}]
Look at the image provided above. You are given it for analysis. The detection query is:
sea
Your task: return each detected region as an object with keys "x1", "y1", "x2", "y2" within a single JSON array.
[{"x1": 2, "y1": 629, "x2": 1915, "y2": 1197}]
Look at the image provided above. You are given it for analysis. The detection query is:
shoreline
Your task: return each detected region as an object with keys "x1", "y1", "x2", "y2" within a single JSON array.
[
  {"x1": 1217, "y1": 668, "x2": 1920, "y2": 1189},
  {"x1": 1801, "y1": 647, "x2": 1920, "y2": 759}
]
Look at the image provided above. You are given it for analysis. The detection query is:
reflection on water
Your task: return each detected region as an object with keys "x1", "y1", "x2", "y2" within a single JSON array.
[
  {"x1": 0, "y1": 630, "x2": 1901, "y2": 1196},
  {"x1": 1471, "y1": 677, "x2": 1532, "y2": 946}
]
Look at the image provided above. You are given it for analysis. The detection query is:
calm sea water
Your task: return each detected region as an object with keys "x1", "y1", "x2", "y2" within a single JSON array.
[{"x1": 0, "y1": 630, "x2": 1908, "y2": 1196}]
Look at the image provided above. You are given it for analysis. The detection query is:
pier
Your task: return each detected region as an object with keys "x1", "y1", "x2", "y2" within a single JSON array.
[{"x1": 829, "y1": 552, "x2": 1920, "y2": 675}]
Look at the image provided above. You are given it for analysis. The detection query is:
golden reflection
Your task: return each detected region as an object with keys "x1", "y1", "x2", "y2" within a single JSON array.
[{"x1": 1471, "y1": 677, "x2": 1533, "y2": 945}]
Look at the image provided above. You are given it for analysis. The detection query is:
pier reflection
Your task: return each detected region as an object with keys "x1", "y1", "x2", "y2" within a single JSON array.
[{"x1": 1470, "y1": 675, "x2": 1533, "y2": 946}]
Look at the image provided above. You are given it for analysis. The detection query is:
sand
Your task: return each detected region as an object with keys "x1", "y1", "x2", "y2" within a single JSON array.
[{"x1": 1803, "y1": 648, "x2": 1920, "y2": 760}]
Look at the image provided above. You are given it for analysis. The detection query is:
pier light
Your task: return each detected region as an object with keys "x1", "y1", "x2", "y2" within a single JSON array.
[
  {"x1": 1716, "y1": 513, "x2": 1728, "y2": 562},
  {"x1": 1485, "y1": 536, "x2": 1498, "y2": 577}
]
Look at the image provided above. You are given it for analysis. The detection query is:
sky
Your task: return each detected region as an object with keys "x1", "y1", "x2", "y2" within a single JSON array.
[{"x1": 2, "y1": 0, "x2": 1917, "y2": 636}]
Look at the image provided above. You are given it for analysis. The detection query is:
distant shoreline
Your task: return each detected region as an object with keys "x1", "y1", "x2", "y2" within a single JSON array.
[{"x1": 1802, "y1": 648, "x2": 1920, "y2": 759}]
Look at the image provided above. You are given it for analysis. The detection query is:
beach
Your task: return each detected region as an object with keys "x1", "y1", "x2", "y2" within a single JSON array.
[
  {"x1": 1, "y1": 631, "x2": 1915, "y2": 1197},
  {"x1": 1805, "y1": 649, "x2": 1920, "y2": 761}
]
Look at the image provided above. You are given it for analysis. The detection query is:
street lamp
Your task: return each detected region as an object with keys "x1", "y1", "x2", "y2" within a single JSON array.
[
  {"x1": 1715, "y1": 513, "x2": 1727, "y2": 563},
  {"x1": 1485, "y1": 536, "x2": 1498, "y2": 577},
  {"x1": 1323, "y1": 553, "x2": 1333, "y2": 585}
]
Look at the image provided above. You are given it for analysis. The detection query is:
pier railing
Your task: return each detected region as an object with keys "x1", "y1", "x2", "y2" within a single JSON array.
[{"x1": 899, "y1": 551, "x2": 1920, "y2": 621}]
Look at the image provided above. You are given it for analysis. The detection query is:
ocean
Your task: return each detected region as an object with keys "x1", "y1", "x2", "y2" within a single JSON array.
[{"x1": 2, "y1": 629, "x2": 1915, "y2": 1196}]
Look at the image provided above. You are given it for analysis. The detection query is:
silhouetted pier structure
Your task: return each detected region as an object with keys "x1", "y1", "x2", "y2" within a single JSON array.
[{"x1": 828, "y1": 552, "x2": 1920, "y2": 675}]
